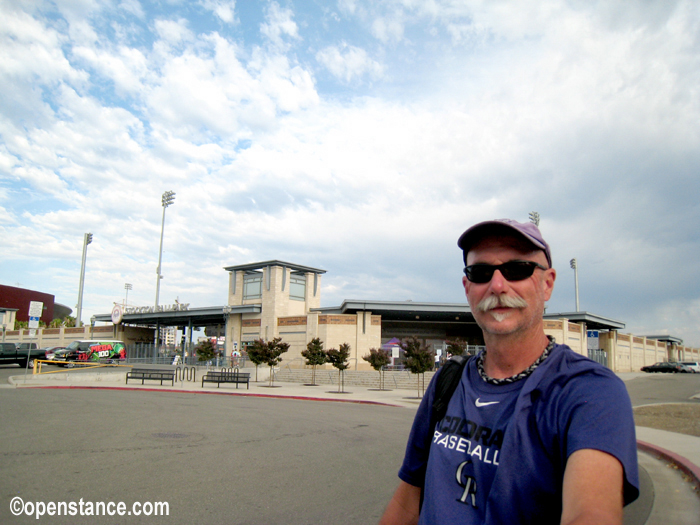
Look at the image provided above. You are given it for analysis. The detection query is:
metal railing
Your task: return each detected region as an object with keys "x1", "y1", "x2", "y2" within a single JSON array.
[{"x1": 588, "y1": 349, "x2": 608, "y2": 368}]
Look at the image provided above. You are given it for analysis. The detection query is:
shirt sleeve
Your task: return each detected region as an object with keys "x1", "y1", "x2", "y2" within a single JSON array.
[{"x1": 553, "y1": 367, "x2": 640, "y2": 505}]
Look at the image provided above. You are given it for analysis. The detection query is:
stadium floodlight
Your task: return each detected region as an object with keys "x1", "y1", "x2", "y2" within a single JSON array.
[
  {"x1": 570, "y1": 258, "x2": 579, "y2": 312},
  {"x1": 76, "y1": 233, "x2": 93, "y2": 328},
  {"x1": 124, "y1": 283, "x2": 132, "y2": 307},
  {"x1": 155, "y1": 191, "x2": 176, "y2": 309}
]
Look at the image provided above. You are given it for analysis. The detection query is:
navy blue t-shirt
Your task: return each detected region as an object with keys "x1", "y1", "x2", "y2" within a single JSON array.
[{"x1": 398, "y1": 344, "x2": 639, "y2": 524}]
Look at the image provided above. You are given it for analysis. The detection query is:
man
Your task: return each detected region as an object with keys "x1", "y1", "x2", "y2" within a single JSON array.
[{"x1": 380, "y1": 219, "x2": 639, "y2": 524}]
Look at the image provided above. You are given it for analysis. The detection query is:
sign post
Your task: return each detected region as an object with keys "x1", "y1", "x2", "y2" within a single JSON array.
[
  {"x1": 587, "y1": 330, "x2": 599, "y2": 351},
  {"x1": 25, "y1": 302, "x2": 43, "y2": 380}
]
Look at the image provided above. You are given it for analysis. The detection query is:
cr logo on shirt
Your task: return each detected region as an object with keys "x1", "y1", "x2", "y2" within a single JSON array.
[{"x1": 456, "y1": 459, "x2": 478, "y2": 507}]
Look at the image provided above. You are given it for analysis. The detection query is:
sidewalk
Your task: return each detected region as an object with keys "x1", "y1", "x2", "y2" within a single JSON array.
[{"x1": 9, "y1": 367, "x2": 429, "y2": 408}]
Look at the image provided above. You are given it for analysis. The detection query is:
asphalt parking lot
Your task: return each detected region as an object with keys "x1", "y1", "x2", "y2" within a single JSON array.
[{"x1": 0, "y1": 387, "x2": 414, "y2": 524}]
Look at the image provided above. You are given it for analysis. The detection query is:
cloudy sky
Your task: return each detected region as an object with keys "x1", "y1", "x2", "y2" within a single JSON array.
[{"x1": 2, "y1": 0, "x2": 699, "y2": 346}]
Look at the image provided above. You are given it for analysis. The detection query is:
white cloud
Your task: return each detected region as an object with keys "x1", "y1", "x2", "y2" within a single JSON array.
[
  {"x1": 71, "y1": 45, "x2": 149, "y2": 95},
  {"x1": 260, "y1": 2, "x2": 299, "y2": 49},
  {"x1": 118, "y1": 0, "x2": 145, "y2": 19},
  {"x1": 371, "y1": 15, "x2": 404, "y2": 43},
  {"x1": 316, "y1": 42, "x2": 383, "y2": 82},
  {"x1": 144, "y1": 33, "x2": 318, "y2": 139},
  {"x1": 201, "y1": 0, "x2": 237, "y2": 24},
  {"x1": 153, "y1": 18, "x2": 194, "y2": 46}
]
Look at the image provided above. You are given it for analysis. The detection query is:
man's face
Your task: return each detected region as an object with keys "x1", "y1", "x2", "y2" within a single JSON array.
[{"x1": 462, "y1": 234, "x2": 556, "y2": 337}]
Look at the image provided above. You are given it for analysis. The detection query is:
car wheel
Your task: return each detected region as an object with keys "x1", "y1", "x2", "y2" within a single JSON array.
[{"x1": 27, "y1": 358, "x2": 35, "y2": 369}]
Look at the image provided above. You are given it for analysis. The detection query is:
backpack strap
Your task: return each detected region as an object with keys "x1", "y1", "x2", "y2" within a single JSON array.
[
  {"x1": 419, "y1": 354, "x2": 471, "y2": 511},
  {"x1": 431, "y1": 354, "x2": 470, "y2": 425}
]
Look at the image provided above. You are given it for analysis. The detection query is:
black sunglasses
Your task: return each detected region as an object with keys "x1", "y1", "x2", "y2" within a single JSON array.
[{"x1": 464, "y1": 261, "x2": 548, "y2": 284}]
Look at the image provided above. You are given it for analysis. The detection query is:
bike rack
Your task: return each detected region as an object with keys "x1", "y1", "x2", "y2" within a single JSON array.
[{"x1": 175, "y1": 366, "x2": 196, "y2": 382}]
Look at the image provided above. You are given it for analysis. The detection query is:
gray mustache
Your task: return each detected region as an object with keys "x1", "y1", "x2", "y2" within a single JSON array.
[{"x1": 477, "y1": 295, "x2": 528, "y2": 312}]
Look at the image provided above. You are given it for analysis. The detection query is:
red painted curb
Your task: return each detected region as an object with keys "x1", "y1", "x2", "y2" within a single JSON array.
[
  {"x1": 19, "y1": 384, "x2": 402, "y2": 407},
  {"x1": 637, "y1": 439, "x2": 700, "y2": 491}
]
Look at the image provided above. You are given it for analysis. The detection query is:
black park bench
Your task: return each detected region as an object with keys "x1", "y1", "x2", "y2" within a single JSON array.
[
  {"x1": 126, "y1": 368, "x2": 176, "y2": 386},
  {"x1": 201, "y1": 371, "x2": 250, "y2": 389}
]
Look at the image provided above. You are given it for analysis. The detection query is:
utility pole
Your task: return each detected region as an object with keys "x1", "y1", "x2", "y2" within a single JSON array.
[{"x1": 76, "y1": 233, "x2": 93, "y2": 327}]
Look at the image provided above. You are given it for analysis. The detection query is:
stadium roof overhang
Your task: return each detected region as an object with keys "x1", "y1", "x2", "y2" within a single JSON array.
[
  {"x1": 544, "y1": 311, "x2": 625, "y2": 331},
  {"x1": 92, "y1": 305, "x2": 261, "y2": 328},
  {"x1": 223, "y1": 260, "x2": 326, "y2": 274},
  {"x1": 645, "y1": 334, "x2": 683, "y2": 345},
  {"x1": 312, "y1": 300, "x2": 474, "y2": 323}
]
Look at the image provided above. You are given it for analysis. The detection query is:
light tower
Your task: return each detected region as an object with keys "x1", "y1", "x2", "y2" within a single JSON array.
[
  {"x1": 570, "y1": 258, "x2": 580, "y2": 312},
  {"x1": 528, "y1": 211, "x2": 540, "y2": 226},
  {"x1": 76, "y1": 233, "x2": 93, "y2": 328},
  {"x1": 155, "y1": 191, "x2": 176, "y2": 308},
  {"x1": 124, "y1": 283, "x2": 132, "y2": 307}
]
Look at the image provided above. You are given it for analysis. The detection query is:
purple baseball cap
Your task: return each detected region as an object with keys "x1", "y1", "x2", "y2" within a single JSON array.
[{"x1": 457, "y1": 219, "x2": 552, "y2": 267}]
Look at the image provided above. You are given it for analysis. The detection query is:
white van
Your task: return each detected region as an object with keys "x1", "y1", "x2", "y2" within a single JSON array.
[{"x1": 52, "y1": 340, "x2": 126, "y2": 365}]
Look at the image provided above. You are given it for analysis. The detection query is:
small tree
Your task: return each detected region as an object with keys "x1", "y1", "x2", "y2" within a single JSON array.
[
  {"x1": 326, "y1": 343, "x2": 351, "y2": 393},
  {"x1": 246, "y1": 339, "x2": 268, "y2": 382},
  {"x1": 362, "y1": 348, "x2": 391, "y2": 390},
  {"x1": 446, "y1": 338, "x2": 468, "y2": 357},
  {"x1": 263, "y1": 337, "x2": 290, "y2": 387},
  {"x1": 301, "y1": 337, "x2": 327, "y2": 385},
  {"x1": 195, "y1": 339, "x2": 217, "y2": 362},
  {"x1": 402, "y1": 336, "x2": 434, "y2": 397}
]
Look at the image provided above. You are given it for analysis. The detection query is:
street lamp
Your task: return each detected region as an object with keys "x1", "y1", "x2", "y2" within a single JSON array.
[
  {"x1": 76, "y1": 233, "x2": 93, "y2": 328},
  {"x1": 528, "y1": 211, "x2": 540, "y2": 226},
  {"x1": 155, "y1": 191, "x2": 176, "y2": 309},
  {"x1": 124, "y1": 283, "x2": 132, "y2": 307},
  {"x1": 570, "y1": 258, "x2": 579, "y2": 312}
]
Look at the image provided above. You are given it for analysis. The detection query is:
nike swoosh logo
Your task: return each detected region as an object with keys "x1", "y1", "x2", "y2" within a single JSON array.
[{"x1": 475, "y1": 398, "x2": 500, "y2": 407}]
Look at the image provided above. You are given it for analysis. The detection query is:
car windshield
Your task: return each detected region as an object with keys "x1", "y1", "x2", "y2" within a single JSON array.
[{"x1": 66, "y1": 341, "x2": 81, "y2": 350}]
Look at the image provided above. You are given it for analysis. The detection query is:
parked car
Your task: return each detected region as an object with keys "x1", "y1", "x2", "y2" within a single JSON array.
[
  {"x1": 680, "y1": 361, "x2": 700, "y2": 373},
  {"x1": 42, "y1": 346, "x2": 65, "y2": 361},
  {"x1": 640, "y1": 361, "x2": 689, "y2": 373}
]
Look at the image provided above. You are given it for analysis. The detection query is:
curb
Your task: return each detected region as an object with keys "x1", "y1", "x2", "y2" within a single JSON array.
[{"x1": 637, "y1": 440, "x2": 700, "y2": 493}]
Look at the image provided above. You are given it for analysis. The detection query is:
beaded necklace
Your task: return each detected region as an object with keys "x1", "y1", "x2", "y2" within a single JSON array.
[{"x1": 477, "y1": 336, "x2": 555, "y2": 385}]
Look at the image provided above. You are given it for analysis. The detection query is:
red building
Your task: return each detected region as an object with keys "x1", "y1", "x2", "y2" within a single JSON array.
[{"x1": 0, "y1": 285, "x2": 56, "y2": 324}]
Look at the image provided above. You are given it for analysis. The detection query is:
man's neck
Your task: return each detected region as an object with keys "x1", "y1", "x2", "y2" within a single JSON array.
[{"x1": 482, "y1": 328, "x2": 550, "y2": 379}]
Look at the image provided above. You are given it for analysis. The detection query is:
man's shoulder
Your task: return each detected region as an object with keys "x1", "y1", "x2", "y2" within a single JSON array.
[
  {"x1": 549, "y1": 343, "x2": 611, "y2": 371},
  {"x1": 535, "y1": 343, "x2": 624, "y2": 390}
]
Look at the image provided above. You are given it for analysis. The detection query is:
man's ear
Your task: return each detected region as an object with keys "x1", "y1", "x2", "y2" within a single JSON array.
[
  {"x1": 462, "y1": 276, "x2": 471, "y2": 300},
  {"x1": 542, "y1": 268, "x2": 556, "y2": 301}
]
